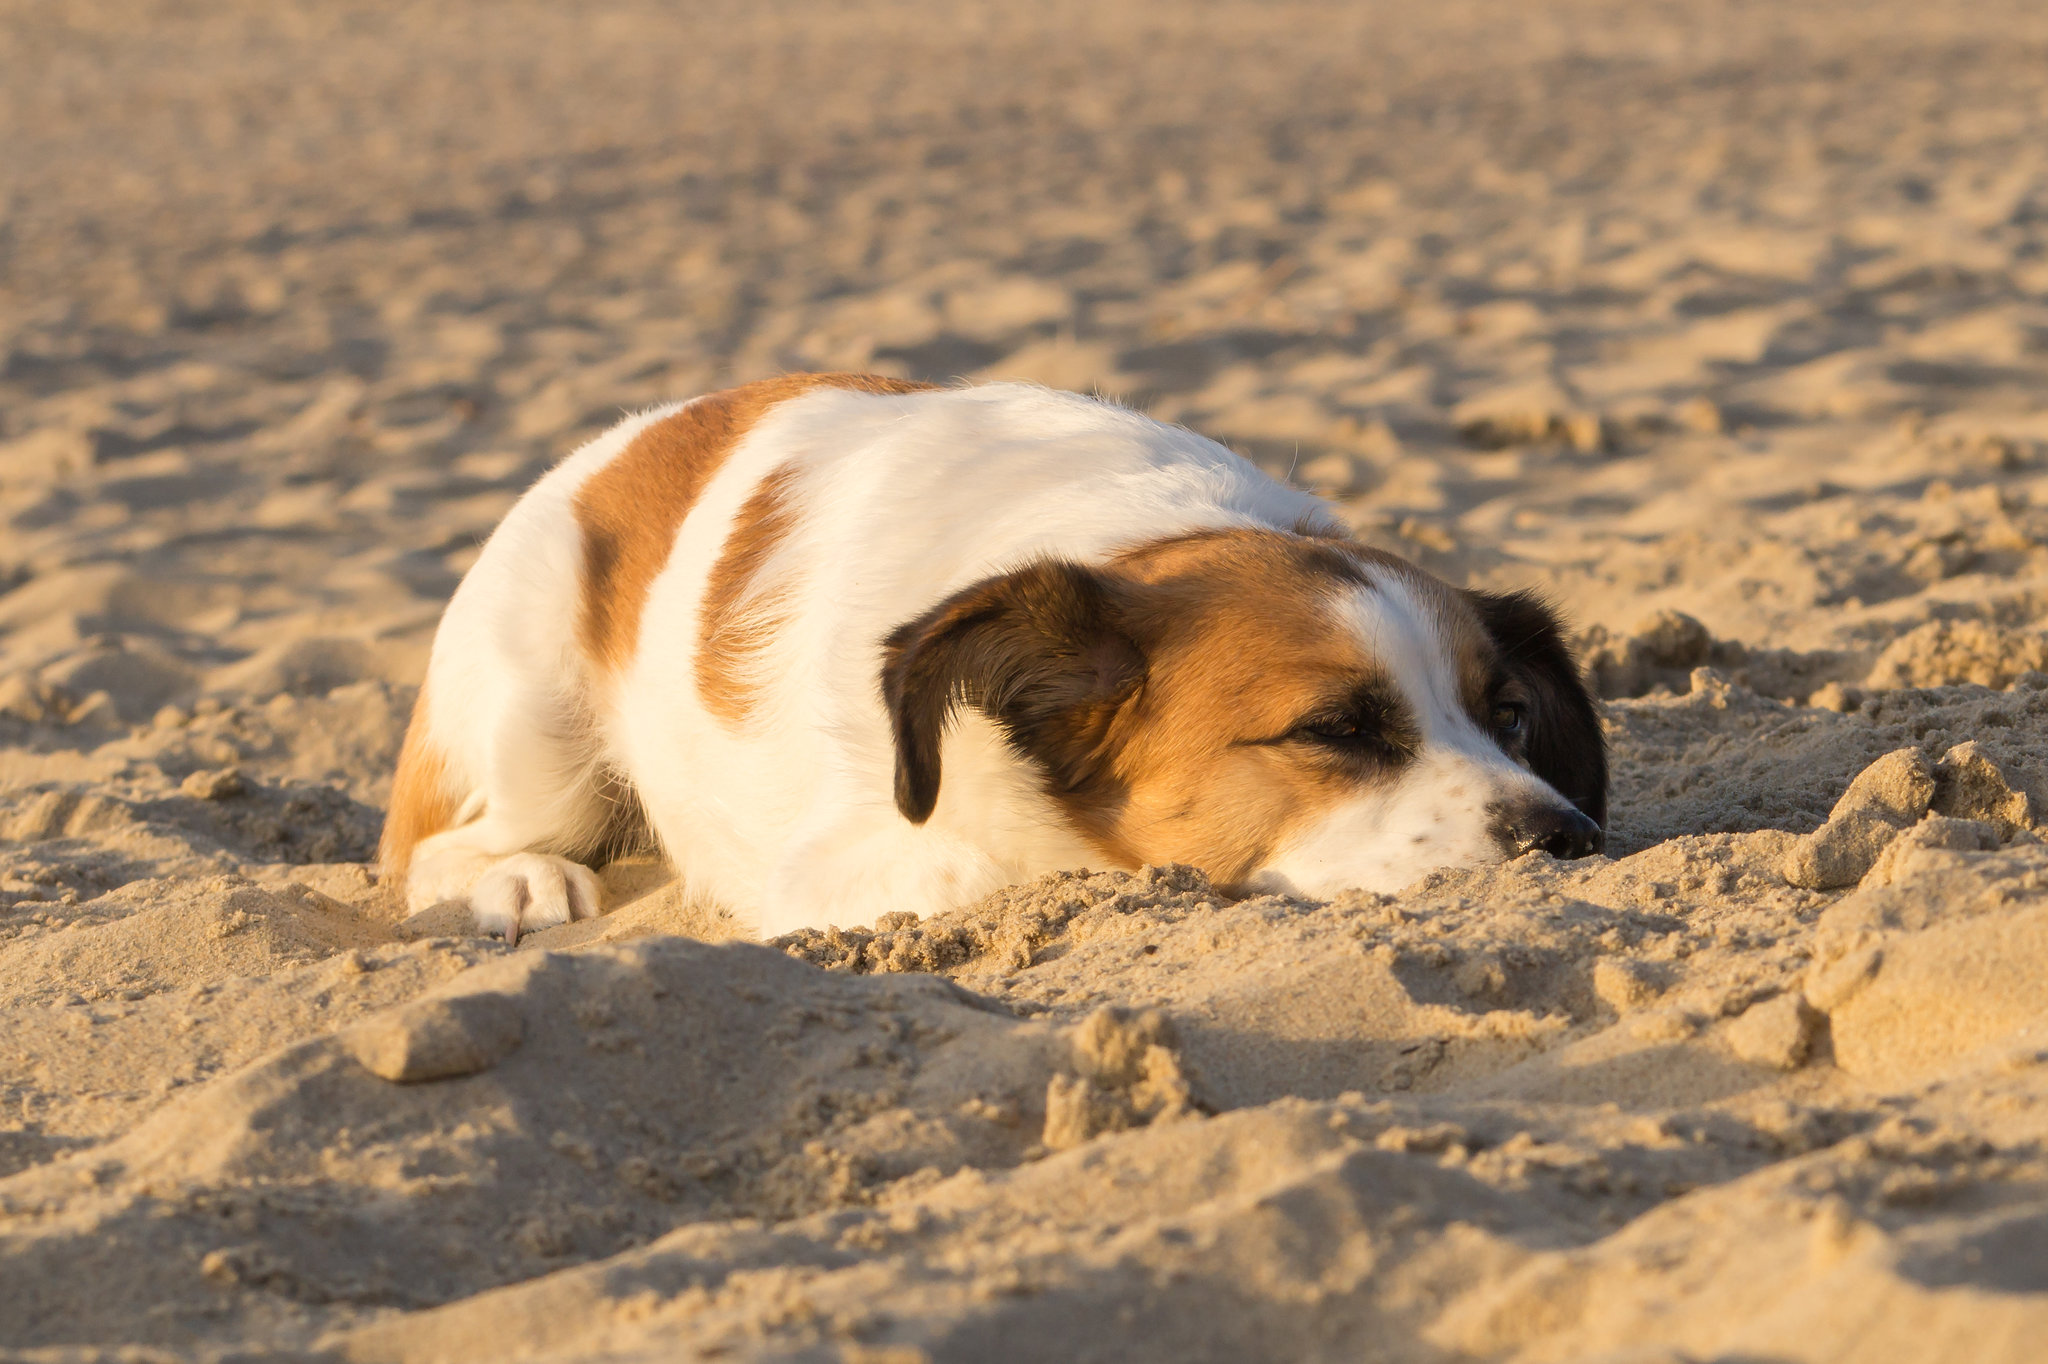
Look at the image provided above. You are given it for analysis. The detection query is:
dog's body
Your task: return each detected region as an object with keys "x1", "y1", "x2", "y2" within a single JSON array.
[{"x1": 382, "y1": 375, "x2": 1606, "y2": 941}]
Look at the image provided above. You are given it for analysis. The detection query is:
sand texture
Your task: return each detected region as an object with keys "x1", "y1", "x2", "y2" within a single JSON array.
[{"x1": 5, "y1": 1, "x2": 2048, "y2": 1359}]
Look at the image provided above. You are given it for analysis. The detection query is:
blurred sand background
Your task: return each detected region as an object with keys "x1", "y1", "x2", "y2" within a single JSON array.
[{"x1": 5, "y1": 1, "x2": 2048, "y2": 1358}]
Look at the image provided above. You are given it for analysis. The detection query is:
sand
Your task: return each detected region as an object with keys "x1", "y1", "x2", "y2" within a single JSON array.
[{"x1": 4, "y1": 0, "x2": 2048, "y2": 1358}]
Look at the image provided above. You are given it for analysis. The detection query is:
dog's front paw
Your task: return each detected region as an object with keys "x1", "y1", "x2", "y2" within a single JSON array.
[{"x1": 468, "y1": 852, "x2": 602, "y2": 945}]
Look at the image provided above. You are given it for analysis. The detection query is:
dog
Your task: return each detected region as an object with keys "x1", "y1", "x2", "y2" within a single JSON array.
[{"x1": 380, "y1": 374, "x2": 1606, "y2": 942}]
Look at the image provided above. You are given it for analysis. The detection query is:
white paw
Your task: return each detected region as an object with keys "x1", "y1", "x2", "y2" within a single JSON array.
[
  {"x1": 468, "y1": 852, "x2": 602, "y2": 945},
  {"x1": 405, "y1": 845, "x2": 495, "y2": 916}
]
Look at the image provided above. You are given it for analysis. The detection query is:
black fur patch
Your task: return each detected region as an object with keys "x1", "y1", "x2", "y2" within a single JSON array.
[
  {"x1": 1466, "y1": 589, "x2": 1609, "y2": 827},
  {"x1": 880, "y1": 560, "x2": 1144, "y2": 825}
]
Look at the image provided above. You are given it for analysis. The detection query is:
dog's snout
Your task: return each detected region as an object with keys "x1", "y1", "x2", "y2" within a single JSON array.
[{"x1": 1494, "y1": 800, "x2": 1604, "y2": 861}]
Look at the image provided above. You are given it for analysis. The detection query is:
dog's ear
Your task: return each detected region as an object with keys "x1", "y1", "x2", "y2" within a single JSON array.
[
  {"x1": 881, "y1": 560, "x2": 1144, "y2": 825},
  {"x1": 1467, "y1": 589, "x2": 1608, "y2": 827}
]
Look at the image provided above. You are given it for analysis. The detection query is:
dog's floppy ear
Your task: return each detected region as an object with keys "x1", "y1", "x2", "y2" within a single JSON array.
[
  {"x1": 881, "y1": 560, "x2": 1144, "y2": 825},
  {"x1": 1467, "y1": 589, "x2": 1608, "y2": 827}
]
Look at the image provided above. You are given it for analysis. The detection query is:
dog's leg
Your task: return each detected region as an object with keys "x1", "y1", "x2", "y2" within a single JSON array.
[
  {"x1": 385, "y1": 466, "x2": 621, "y2": 944},
  {"x1": 399, "y1": 675, "x2": 616, "y2": 943}
]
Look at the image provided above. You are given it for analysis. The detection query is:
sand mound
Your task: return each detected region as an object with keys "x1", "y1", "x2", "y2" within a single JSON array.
[
  {"x1": 0, "y1": 939, "x2": 1175, "y2": 1350},
  {"x1": 0, "y1": 874, "x2": 375, "y2": 1008}
]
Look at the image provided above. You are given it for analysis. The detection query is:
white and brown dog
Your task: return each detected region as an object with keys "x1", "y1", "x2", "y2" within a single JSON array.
[{"x1": 381, "y1": 375, "x2": 1606, "y2": 942}]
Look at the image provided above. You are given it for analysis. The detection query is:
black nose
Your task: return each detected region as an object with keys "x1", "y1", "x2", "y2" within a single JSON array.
[{"x1": 1495, "y1": 801, "x2": 1605, "y2": 860}]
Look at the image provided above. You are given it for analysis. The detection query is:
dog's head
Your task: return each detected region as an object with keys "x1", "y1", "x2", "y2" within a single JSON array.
[{"x1": 881, "y1": 528, "x2": 1605, "y2": 896}]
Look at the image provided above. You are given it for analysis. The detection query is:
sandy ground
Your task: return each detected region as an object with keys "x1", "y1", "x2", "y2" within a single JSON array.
[{"x1": 4, "y1": 0, "x2": 2048, "y2": 1358}]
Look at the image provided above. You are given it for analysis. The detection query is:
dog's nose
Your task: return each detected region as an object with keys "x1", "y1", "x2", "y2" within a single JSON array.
[{"x1": 1496, "y1": 801, "x2": 1605, "y2": 860}]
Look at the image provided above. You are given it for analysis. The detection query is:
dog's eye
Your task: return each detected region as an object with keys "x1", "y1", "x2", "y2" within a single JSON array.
[
  {"x1": 1491, "y1": 702, "x2": 1527, "y2": 739},
  {"x1": 1270, "y1": 690, "x2": 1415, "y2": 764},
  {"x1": 1290, "y1": 716, "x2": 1403, "y2": 759}
]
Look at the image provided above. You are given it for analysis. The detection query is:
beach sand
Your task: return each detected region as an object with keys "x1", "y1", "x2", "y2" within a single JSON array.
[{"x1": 3, "y1": 1, "x2": 2047, "y2": 1358}]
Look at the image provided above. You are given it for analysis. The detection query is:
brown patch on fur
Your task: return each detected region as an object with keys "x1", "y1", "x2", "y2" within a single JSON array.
[
  {"x1": 573, "y1": 373, "x2": 933, "y2": 673},
  {"x1": 697, "y1": 460, "x2": 802, "y2": 721},
  {"x1": 1084, "y1": 530, "x2": 1401, "y2": 882},
  {"x1": 379, "y1": 681, "x2": 461, "y2": 877}
]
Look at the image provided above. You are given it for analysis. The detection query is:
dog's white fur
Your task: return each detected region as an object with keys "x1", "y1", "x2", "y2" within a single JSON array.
[{"x1": 394, "y1": 381, "x2": 1591, "y2": 940}]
